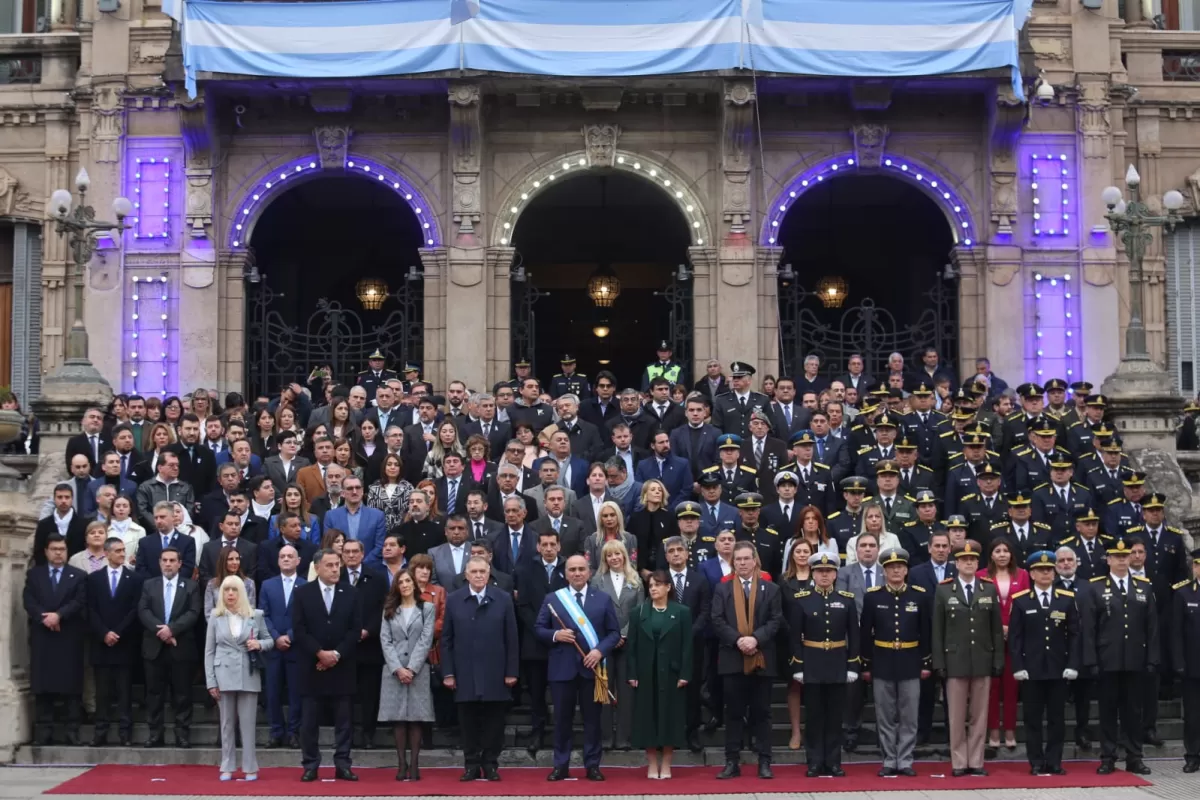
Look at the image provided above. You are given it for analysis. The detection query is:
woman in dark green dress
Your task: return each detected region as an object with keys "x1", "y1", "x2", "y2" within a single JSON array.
[{"x1": 627, "y1": 571, "x2": 693, "y2": 779}]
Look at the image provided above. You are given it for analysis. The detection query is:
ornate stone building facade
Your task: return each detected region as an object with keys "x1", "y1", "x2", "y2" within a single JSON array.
[{"x1": 1, "y1": 0, "x2": 1199, "y2": 399}]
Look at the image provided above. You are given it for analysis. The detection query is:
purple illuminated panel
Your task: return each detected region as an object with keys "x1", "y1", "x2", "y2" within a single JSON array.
[
  {"x1": 122, "y1": 272, "x2": 178, "y2": 397},
  {"x1": 1019, "y1": 139, "x2": 1079, "y2": 247},
  {"x1": 123, "y1": 138, "x2": 183, "y2": 252},
  {"x1": 1025, "y1": 270, "x2": 1082, "y2": 383},
  {"x1": 762, "y1": 152, "x2": 975, "y2": 247},
  {"x1": 228, "y1": 154, "x2": 441, "y2": 250}
]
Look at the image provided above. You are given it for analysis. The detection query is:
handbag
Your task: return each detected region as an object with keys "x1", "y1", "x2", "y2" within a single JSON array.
[{"x1": 248, "y1": 648, "x2": 266, "y2": 671}]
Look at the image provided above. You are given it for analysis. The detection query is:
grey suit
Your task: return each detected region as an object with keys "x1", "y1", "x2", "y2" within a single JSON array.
[
  {"x1": 524, "y1": 484, "x2": 577, "y2": 518},
  {"x1": 592, "y1": 572, "x2": 644, "y2": 749},
  {"x1": 378, "y1": 603, "x2": 436, "y2": 722},
  {"x1": 263, "y1": 454, "x2": 312, "y2": 496},
  {"x1": 204, "y1": 611, "x2": 274, "y2": 775},
  {"x1": 428, "y1": 542, "x2": 471, "y2": 587}
]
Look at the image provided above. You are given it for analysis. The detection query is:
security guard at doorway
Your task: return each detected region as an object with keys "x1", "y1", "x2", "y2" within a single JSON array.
[
  {"x1": 640, "y1": 339, "x2": 684, "y2": 392},
  {"x1": 549, "y1": 354, "x2": 591, "y2": 399},
  {"x1": 356, "y1": 349, "x2": 398, "y2": 403}
]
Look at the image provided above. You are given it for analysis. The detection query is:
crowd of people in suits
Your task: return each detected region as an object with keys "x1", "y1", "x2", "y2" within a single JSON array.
[{"x1": 20, "y1": 347, "x2": 1200, "y2": 781}]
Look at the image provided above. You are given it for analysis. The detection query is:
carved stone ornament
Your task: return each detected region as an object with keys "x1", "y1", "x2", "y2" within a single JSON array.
[
  {"x1": 91, "y1": 85, "x2": 126, "y2": 164},
  {"x1": 851, "y1": 124, "x2": 889, "y2": 169},
  {"x1": 0, "y1": 165, "x2": 31, "y2": 216},
  {"x1": 991, "y1": 172, "x2": 1018, "y2": 236},
  {"x1": 583, "y1": 124, "x2": 620, "y2": 168},
  {"x1": 1076, "y1": 81, "x2": 1111, "y2": 160},
  {"x1": 448, "y1": 84, "x2": 481, "y2": 238},
  {"x1": 722, "y1": 81, "x2": 756, "y2": 236},
  {"x1": 1185, "y1": 166, "x2": 1200, "y2": 213},
  {"x1": 179, "y1": 98, "x2": 213, "y2": 238},
  {"x1": 315, "y1": 126, "x2": 352, "y2": 170}
]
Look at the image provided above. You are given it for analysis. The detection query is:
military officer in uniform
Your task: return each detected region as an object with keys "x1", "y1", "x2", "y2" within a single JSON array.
[
  {"x1": 901, "y1": 382, "x2": 948, "y2": 463},
  {"x1": 1043, "y1": 378, "x2": 1072, "y2": 421},
  {"x1": 1102, "y1": 471, "x2": 1147, "y2": 537},
  {"x1": 960, "y1": 463, "x2": 1008, "y2": 547},
  {"x1": 506, "y1": 358, "x2": 533, "y2": 392},
  {"x1": 1009, "y1": 550, "x2": 1081, "y2": 775},
  {"x1": 1082, "y1": 538, "x2": 1157, "y2": 776},
  {"x1": 826, "y1": 476, "x2": 869, "y2": 556},
  {"x1": 1006, "y1": 415, "x2": 1072, "y2": 492},
  {"x1": 1059, "y1": 506, "x2": 1112, "y2": 582},
  {"x1": 549, "y1": 355, "x2": 590, "y2": 400},
  {"x1": 989, "y1": 490, "x2": 1052, "y2": 565},
  {"x1": 860, "y1": 548, "x2": 930, "y2": 777},
  {"x1": 1000, "y1": 383, "x2": 1066, "y2": 457},
  {"x1": 696, "y1": 473, "x2": 739, "y2": 539},
  {"x1": 702, "y1": 434, "x2": 758, "y2": 505},
  {"x1": 712, "y1": 362, "x2": 769, "y2": 439},
  {"x1": 1170, "y1": 548, "x2": 1200, "y2": 773},
  {"x1": 1063, "y1": 381, "x2": 1094, "y2": 427},
  {"x1": 640, "y1": 340, "x2": 685, "y2": 392},
  {"x1": 892, "y1": 435, "x2": 937, "y2": 503},
  {"x1": 855, "y1": 412, "x2": 901, "y2": 477},
  {"x1": 662, "y1": 500, "x2": 718, "y2": 570},
  {"x1": 1031, "y1": 453, "x2": 1093, "y2": 542},
  {"x1": 873, "y1": 460, "x2": 916, "y2": 532},
  {"x1": 932, "y1": 540, "x2": 1005, "y2": 777},
  {"x1": 780, "y1": 430, "x2": 836, "y2": 516},
  {"x1": 355, "y1": 349, "x2": 398, "y2": 404},
  {"x1": 899, "y1": 489, "x2": 939, "y2": 565},
  {"x1": 845, "y1": 400, "x2": 883, "y2": 453},
  {"x1": 733, "y1": 492, "x2": 783, "y2": 579},
  {"x1": 1066, "y1": 394, "x2": 1113, "y2": 456},
  {"x1": 401, "y1": 362, "x2": 432, "y2": 396},
  {"x1": 943, "y1": 431, "x2": 995, "y2": 517},
  {"x1": 788, "y1": 552, "x2": 861, "y2": 778}
]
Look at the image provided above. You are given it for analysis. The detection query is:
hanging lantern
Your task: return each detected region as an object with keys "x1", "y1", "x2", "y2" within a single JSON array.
[
  {"x1": 815, "y1": 276, "x2": 848, "y2": 308},
  {"x1": 355, "y1": 278, "x2": 389, "y2": 310},
  {"x1": 593, "y1": 322, "x2": 612, "y2": 338},
  {"x1": 587, "y1": 264, "x2": 621, "y2": 308}
]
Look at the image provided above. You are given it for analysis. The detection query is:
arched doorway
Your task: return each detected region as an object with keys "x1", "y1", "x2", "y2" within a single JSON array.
[
  {"x1": 776, "y1": 173, "x2": 959, "y2": 379},
  {"x1": 243, "y1": 175, "x2": 425, "y2": 398},
  {"x1": 509, "y1": 171, "x2": 692, "y2": 389}
]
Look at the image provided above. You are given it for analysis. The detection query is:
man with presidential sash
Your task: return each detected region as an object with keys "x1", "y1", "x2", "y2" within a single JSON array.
[{"x1": 534, "y1": 554, "x2": 620, "y2": 782}]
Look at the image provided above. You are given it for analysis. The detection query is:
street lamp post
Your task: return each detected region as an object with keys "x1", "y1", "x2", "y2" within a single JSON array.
[
  {"x1": 1100, "y1": 164, "x2": 1184, "y2": 361},
  {"x1": 47, "y1": 168, "x2": 133, "y2": 375}
]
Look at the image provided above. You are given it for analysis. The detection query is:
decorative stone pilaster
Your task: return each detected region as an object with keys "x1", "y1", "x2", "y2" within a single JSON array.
[
  {"x1": 689, "y1": 246, "x2": 718, "y2": 378},
  {"x1": 418, "y1": 247, "x2": 448, "y2": 391},
  {"x1": 952, "y1": 245, "x2": 988, "y2": 379},
  {"x1": 0, "y1": 491, "x2": 37, "y2": 760},
  {"x1": 987, "y1": 86, "x2": 1026, "y2": 238},
  {"x1": 984, "y1": 243, "x2": 1023, "y2": 383},
  {"x1": 179, "y1": 94, "x2": 214, "y2": 240},
  {"x1": 448, "y1": 83, "x2": 482, "y2": 242},
  {"x1": 1076, "y1": 80, "x2": 1112, "y2": 161},
  {"x1": 721, "y1": 80, "x2": 756, "y2": 238},
  {"x1": 30, "y1": 376, "x2": 112, "y2": 513},
  {"x1": 756, "y1": 247, "x2": 784, "y2": 380},
  {"x1": 216, "y1": 249, "x2": 249, "y2": 393},
  {"x1": 484, "y1": 246, "x2": 515, "y2": 387},
  {"x1": 89, "y1": 83, "x2": 125, "y2": 165},
  {"x1": 40, "y1": 114, "x2": 72, "y2": 375}
]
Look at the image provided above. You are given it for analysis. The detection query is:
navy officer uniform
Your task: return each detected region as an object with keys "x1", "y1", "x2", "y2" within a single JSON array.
[
  {"x1": 1170, "y1": 549, "x2": 1200, "y2": 773},
  {"x1": 1009, "y1": 551, "x2": 1081, "y2": 776},
  {"x1": 662, "y1": 501, "x2": 719, "y2": 571},
  {"x1": 1101, "y1": 471, "x2": 1146, "y2": 537},
  {"x1": 355, "y1": 349, "x2": 398, "y2": 404},
  {"x1": 779, "y1": 430, "x2": 837, "y2": 516},
  {"x1": 711, "y1": 362, "x2": 770, "y2": 439},
  {"x1": 1058, "y1": 506, "x2": 1113, "y2": 583},
  {"x1": 825, "y1": 476, "x2": 869, "y2": 556},
  {"x1": 696, "y1": 472, "x2": 739, "y2": 539},
  {"x1": 702, "y1": 434, "x2": 759, "y2": 505},
  {"x1": 1006, "y1": 415, "x2": 1073, "y2": 493},
  {"x1": 401, "y1": 362, "x2": 433, "y2": 396},
  {"x1": 548, "y1": 354, "x2": 591, "y2": 400},
  {"x1": 787, "y1": 553, "x2": 861, "y2": 778},
  {"x1": 1031, "y1": 452, "x2": 1094, "y2": 542},
  {"x1": 732, "y1": 492, "x2": 783, "y2": 579}
]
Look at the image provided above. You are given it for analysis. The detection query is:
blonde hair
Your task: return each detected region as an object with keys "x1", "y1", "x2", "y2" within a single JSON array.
[
  {"x1": 597, "y1": 539, "x2": 640, "y2": 587},
  {"x1": 639, "y1": 479, "x2": 668, "y2": 510},
  {"x1": 211, "y1": 575, "x2": 254, "y2": 618},
  {"x1": 859, "y1": 501, "x2": 888, "y2": 536},
  {"x1": 597, "y1": 500, "x2": 627, "y2": 533}
]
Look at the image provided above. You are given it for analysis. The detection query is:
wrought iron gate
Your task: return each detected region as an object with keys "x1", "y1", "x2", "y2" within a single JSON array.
[
  {"x1": 656, "y1": 264, "x2": 694, "y2": 377},
  {"x1": 777, "y1": 266, "x2": 958, "y2": 379},
  {"x1": 510, "y1": 255, "x2": 548, "y2": 375},
  {"x1": 245, "y1": 263, "x2": 424, "y2": 398}
]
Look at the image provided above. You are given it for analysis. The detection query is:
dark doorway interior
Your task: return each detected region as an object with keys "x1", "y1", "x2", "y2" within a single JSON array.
[
  {"x1": 777, "y1": 174, "x2": 958, "y2": 378},
  {"x1": 246, "y1": 176, "x2": 424, "y2": 395},
  {"x1": 511, "y1": 172, "x2": 691, "y2": 390}
]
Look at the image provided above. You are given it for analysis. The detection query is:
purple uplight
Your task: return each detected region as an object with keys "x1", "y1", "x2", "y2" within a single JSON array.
[
  {"x1": 123, "y1": 138, "x2": 183, "y2": 251},
  {"x1": 1026, "y1": 270, "x2": 1082, "y2": 382},
  {"x1": 123, "y1": 272, "x2": 177, "y2": 397},
  {"x1": 762, "y1": 152, "x2": 975, "y2": 247},
  {"x1": 227, "y1": 154, "x2": 441, "y2": 249}
]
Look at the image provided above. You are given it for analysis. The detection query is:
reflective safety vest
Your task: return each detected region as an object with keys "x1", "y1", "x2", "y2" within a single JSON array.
[{"x1": 646, "y1": 361, "x2": 683, "y2": 385}]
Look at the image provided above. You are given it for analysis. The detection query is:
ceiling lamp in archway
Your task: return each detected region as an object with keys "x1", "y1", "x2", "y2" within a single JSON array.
[
  {"x1": 816, "y1": 276, "x2": 848, "y2": 308},
  {"x1": 356, "y1": 278, "x2": 389, "y2": 310},
  {"x1": 587, "y1": 264, "x2": 621, "y2": 308}
]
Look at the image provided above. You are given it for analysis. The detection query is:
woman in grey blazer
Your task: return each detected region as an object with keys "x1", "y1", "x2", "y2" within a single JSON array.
[
  {"x1": 204, "y1": 576, "x2": 273, "y2": 781},
  {"x1": 591, "y1": 538, "x2": 644, "y2": 750},
  {"x1": 378, "y1": 569, "x2": 435, "y2": 781}
]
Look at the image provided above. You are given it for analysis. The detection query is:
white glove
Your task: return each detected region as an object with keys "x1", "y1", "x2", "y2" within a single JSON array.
[
  {"x1": 1063, "y1": 668, "x2": 1078, "y2": 681},
  {"x1": 1013, "y1": 670, "x2": 1029, "y2": 681},
  {"x1": 792, "y1": 672, "x2": 804, "y2": 683},
  {"x1": 846, "y1": 671, "x2": 859, "y2": 684}
]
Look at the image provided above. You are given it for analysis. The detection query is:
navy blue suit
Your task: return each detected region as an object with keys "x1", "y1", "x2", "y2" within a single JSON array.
[
  {"x1": 909, "y1": 559, "x2": 957, "y2": 594},
  {"x1": 531, "y1": 455, "x2": 590, "y2": 499},
  {"x1": 82, "y1": 477, "x2": 137, "y2": 516},
  {"x1": 698, "y1": 500, "x2": 739, "y2": 539},
  {"x1": 535, "y1": 586, "x2": 621, "y2": 770},
  {"x1": 258, "y1": 573, "x2": 306, "y2": 739},
  {"x1": 669, "y1": 423, "x2": 720, "y2": 479},
  {"x1": 134, "y1": 532, "x2": 197, "y2": 579},
  {"x1": 491, "y1": 526, "x2": 538, "y2": 576},
  {"x1": 634, "y1": 454, "x2": 692, "y2": 505},
  {"x1": 323, "y1": 505, "x2": 387, "y2": 565}
]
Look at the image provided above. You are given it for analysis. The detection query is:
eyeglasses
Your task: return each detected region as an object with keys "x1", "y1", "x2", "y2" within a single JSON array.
[{"x1": 344, "y1": 486, "x2": 363, "y2": 492}]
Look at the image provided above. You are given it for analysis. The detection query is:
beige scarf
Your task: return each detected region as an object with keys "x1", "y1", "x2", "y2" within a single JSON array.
[{"x1": 732, "y1": 573, "x2": 766, "y2": 674}]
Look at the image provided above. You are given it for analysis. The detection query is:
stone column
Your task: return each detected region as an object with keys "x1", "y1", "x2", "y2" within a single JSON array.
[
  {"x1": 689, "y1": 246, "x2": 718, "y2": 375},
  {"x1": 216, "y1": 250, "x2": 248, "y2": 394},
  {"x1": 484, "y1": 246, "x2": 515, "y2": 387},
  {"x1": 983, "y1": 245, "x2": 1024, "y2": 384},
  {"x1": 40, "y1": 115, "x2": 72, "y2": 377},
  {"x1": 952, "y1": 245, "x2": 987, "y2": 379},
  {"x1": 756, "y1": 247, "x2": 783, "y2": 380},
  {"x1": 0, "y1": 491, "x2": 37, "y2": 760},
  {"x1": 418, "y1": 247, "x2": 448, "y2": 391},
  {"x1": 443, "y1": 83, "x2": 486, "y2": 391}
]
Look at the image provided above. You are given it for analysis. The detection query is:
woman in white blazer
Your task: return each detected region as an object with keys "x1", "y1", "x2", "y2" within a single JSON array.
[
  {"x1": 592, "y1": 538, "x2": 644, "y2": 750},
  {"x1": 204, "y1": 576, "x2": 274, "y2": 781}
]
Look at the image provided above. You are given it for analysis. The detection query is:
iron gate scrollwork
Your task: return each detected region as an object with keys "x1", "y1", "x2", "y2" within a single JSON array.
[
  {"x1": 656, "y1": 264, "x2": 694, "y2": 377},
  {"x1": 510, "y1": 255, "x2": 548, "y2": 375},
  {"x1": 245, "y1": 268, "x2": 424, "y2": 398},
  {"x1": 777, "y1": 270, "x2": 957, "y2": 379}
]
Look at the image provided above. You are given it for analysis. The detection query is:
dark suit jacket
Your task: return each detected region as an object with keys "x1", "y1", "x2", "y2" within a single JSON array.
[
  {"x1": 909, "y1": 559, "x2": 958, "y2": 594},
  {"x1": 259, "y1": 535, "x2": 317, "y2": 580},
  {"x1": 65, "y1": 432, "x2": 113, "y2": 476},
  {"x1": 642, "y1": 401, "x2": 686, "y2": 435},
  {"x1": 451, "y1": 568, "x2": 513, "y2": 594},
  {"x1": 263, "y1": 454, "x2": 311, "y2": 496},
  {"x1": 258, "y1": 574, "x2": 306, "y2": 661},
  {"x1": 633, "y1": 454, "x2": 692, "y2": 504},
  {"x1": 137, "y1": 575, "x2": 202, "y2": 661},
  {"x1": 33, "y1": 513, "x2": 88, "y2": 565},
  {"x1": 458, "y1": 418, "x2": 512, "y2": 458},
  {"x1": 345, "y1": 565, "x2": 389, "y2": 665},
  {"x1": 24, "y1": 564, "x2": 89, "y2": 693},
  {"x1": 605, "y1": 413, "x2": 658, "y2": 452},
  {"x1": 363, "y1": 406, "x2": 405, "y2": 439},
  {"x1": 198, "y1": 537, "x2": 260, "y2": 589},
  {"x1": 534, "y1": 586, "x2": 621, "y2": 680},
  {"x1": 597, "y1": 446, "x2": 649, "y2": 472},
  {"x1": 292, "y1": 579, "x2": 362, "y2": 696},
  {"x1": 134, "y1": 531, "x2": 198, "y2": 580},
  {"x1": 484, "y1": 488, "x2": 540, "y2": 525},
  {"x1": 400, "y1": 423, "x2": 435, "y2": 483},
  {"x1": 166, "y1": 442, "x2": 218, "y2": 499},
  {"x1": 578, "y1": 398, "x2": 621, "y2": 430},
  {"x1": 86, "y1": 566, "x2": 144, "y2": 665},
  {"x1": 740, "y1": 435, "x2": 790, "y2": 502},
  {"x1": 669, "y1": 423, "x2": 720, "y2": 480},
  {"x1": 533, "y1": 514, "x2": 588, "y2": 558},
  {"x1": 692, "y1": 375, "x2": 730, "y2": 401},
  {"x1": 711, "y1": 576, "x2": 783, "y2": 676},
  {"x1": 671, "y1": 567, "x2": 711, "y2": 639},
  {"x1": 441, "y1": 585, "x2": 520, "y2": 702},
  {"x1": 531, "y1": 455, "x2": 590, "y2": 498},
  {"x1": 492, "y1": 526, "x2": 539, "y2": 575},
  {"x1": 558, "y1": 418, "x2": 604, "y2": 463},
  {"x1": 835, "y1": 372, "x2": 876, "y2": 394},
  {"x1": 514, "y1": 557, "x2": 567, "y2": 658},
  {"x1": 767, "y1": 402, "x2": 812, "y2": 442}
]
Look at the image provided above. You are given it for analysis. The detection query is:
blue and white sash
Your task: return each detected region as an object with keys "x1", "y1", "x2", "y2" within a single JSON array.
[{"x1": 555, "y1": 587, "x2": 599, "y2": 652}]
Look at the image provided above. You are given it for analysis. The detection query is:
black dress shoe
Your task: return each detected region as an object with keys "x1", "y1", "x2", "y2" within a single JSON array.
[
  {"x1": 483, "y1": 766, "x2": 500, "y2": 781},
  {"x1": 410, "y1": 766, "x2": 421, "y2": 781},
  {"x1": 717, "y1": 762, "x2": 740, "y2": 779},
  {"x1": 829, "y1": 766, "x2": 845, "y2": 777},
  {"x1": 1049, "y1": 766, "x2": 1067, "y2": 775},
  {"x1": 143, "y1": 737, "x2": 163, "y2": 749},
  {"x1": 898, "y1": 767, "x2": 917, "y2": 777},
  {"x1": 1030, "y1": 766, "x2": 1043, "y2": 775},
  {"x1": 118, "y1": 735, "x2": 131, "y2": 747},
  {"x1": 687, "y1": 731, "x2": 703, "y2": 753},
  {"x1": 175, "y1": 739, "x2": 191, "y2": 750},
  {"x1": 287, "y1": 734, "x2": 300, "y2": 749},
  {"x1": 460, "y1": 767, "x2": 481, "y2": 782},
  {"x1": 1126, "y1": 760, "x2": 1151, "y2": 775},
  {"x1": 546, "y1": 767, "x2": 569, "y2": 782},
  {"x1": 843, "y1": 737, "x2": 858, "y2": 753},
  {"x1": 757, "y1": 762, "x2": 774, "y2": 779},
  {"x1": 395, "y1": 768, "x2": 407, "y2": 782},
  {"x1": 878, "y1": 767, "x2": 896, "y2": 777},
  {"x1": 1096, "y1": 760, "x2": 1115, "y2": 775},
  {"x1": 267, "y1": 737, "x2": 283, "y2": 749},
  {"x1": 1183, "y1": 759, "x2": 1200, "y2": 774},
  {"x1": 971, "y1": 767, "x2": 988, "y2": 776},
  {"x1": 88, "y1": 736, "x2": 108, "y2": 748},
  {"x1": 1145, "y1": 730, "x2": 1164, "y2": 747},
  {"x1": 334, "y1": 767, "x2": 358, "y2": 781},
  {"x1": 585, "y1": 766, "x2": 604, "y2": 781},
  {"x1": 805, "y1": 767, "x2": 820, "y2": 778},
  {"x1": 952, "y1": 768, "x2": 968, "y2": 777},
  {"x1": 300, "y1": 769, "x2": 318, "y2": 782}
]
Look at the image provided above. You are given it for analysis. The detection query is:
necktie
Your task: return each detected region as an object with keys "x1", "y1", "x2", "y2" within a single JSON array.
[
  {"x1": 657, "y1": 404, "x2": 667, "y2": 418},
  {"x1": 512, "y1": 531, "x2": 520, "y2": 562},
  {"x1": 986, "y1": 497, "x2": 994, "y2": 512},
  {"x1": 726, "y1": 469, "x2": 734, "y2": 483},
  {"x1": 1041, "y1": 591, "x2": 1050, "y2": 609},
  {"x1": 921, "y1": 413, "x2": 928, "y2": 425},
  {"x1": 483, "y1": 422, "x2": 490, "y2": 437},
  {"x1": 710, "y1": 504, "x2": 718, "y2": 522},
  {"x1": 1017, "y1": 526, "x2": 1026, "y2": 542},
  {"x1": 162, "y1": 534, "x2": 170, "y2": 549},
  {"x1": 784, "y1": 405, "x2": 792, "y2": 425},
  {"x1": 120, "y1": 453, "x2": 128, "y2": 477},
  {"x1": 447, "y1": 479, "x2": 458, "y2": 514},
  {"x1": 324, "y1": 586, "x2": 333, "y2": 613},
  {"x1": 864, "y1": 567, "x2": 873, "y2": 588},
  {"x1": 1060, "y1": 488, "x2": 1068, "y2": 505},
  {"x1": 783, "y1": 504, "x2": 791, "y2": 521},
  {"x1": 164, "y1": 581, "x2": 173, "y2": 622},
  {"x1": 575, "y1": 591, "x2": 584, "y2": 607},
  {"x1": 1086, "y1": 539, "x2": 1094, "y2": 555},
  {"x1": 1118, "y1": 578, "x2": 1126, "y2": 595},
  {"x1": 903, "y1": 469, "x2": 911, "y2": 483},
  {"x1": 742, "y1": 579, "x2": 751, "y2": 598},
  {"x1": 739, "y1": 396, "x2": 747, "y2": 411},
  {"x1": 546, "y1": 563, "x2": 554, "y2": 581},
  {"x1": 754, "y1": 439, "x2": 763, "y2": 466},
  {"x1": 802, "y1": 467, "x2": 809, "y2": 484},
  {"x1": 675, "y1": 573, "x2": 685, "y2": 602},
  {"x1": 110, "y1": 570, "x2": 118, "y2": 596},
  {"x1": 965, "y1": 582, "x2": 974, "y2": 603},
  {"x1": 553, "y1": 517, "x2": 561, "y2": 533},
  {"x1": 283, "y1": 578, "x2": 292, "y2": 606},
  {"x1": 817, "y1": 438, "x2": 825, "y2": 461},
  {"x1": 658, "y1": 460, "x2": 664, "y2": 478},
  {"x1": 350, "y1": 569, "x2": 359, "y2": 586},
  {"x1": 51, "y1": 568, "x2": 60, "y2": 587},
  {"x1": 475, "y1": 522, "x2": 483, "y2": 540},
  {"x1": 90, "y1": 435, "x2": 98, "y2": 461},
  {"x1": 935, "y1": 563, "x2": 944, "y2": 581},
  {"x1": 885, "y1": 497, "x2": 893, "y2": 515}
]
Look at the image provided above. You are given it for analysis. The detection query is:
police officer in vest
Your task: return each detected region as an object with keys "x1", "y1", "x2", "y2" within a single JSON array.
[
  {"x1": 789, "y1": 552, "x2": 861, "y2": 778},
  {"x1": 640, "y1": 340, "x2": 684, "y2": 393},
  {"x1": 1009, "y1": 550, "x2": 1081, "y2": 776}
]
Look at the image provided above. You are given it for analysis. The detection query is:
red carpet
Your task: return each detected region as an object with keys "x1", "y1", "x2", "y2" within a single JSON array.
[{"x1": 47, "y1": 762, "x2": 1153, "y2": 795}]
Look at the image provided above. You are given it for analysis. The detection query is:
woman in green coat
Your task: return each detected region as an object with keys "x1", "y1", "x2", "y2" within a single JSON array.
[{"x1": 627, "y1": 571, "x2": 693, "y2": 779}]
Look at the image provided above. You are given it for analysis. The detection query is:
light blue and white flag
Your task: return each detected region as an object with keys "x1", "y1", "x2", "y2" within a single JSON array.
[{"x1": 450, "y1": 0, "x2": 480, "y2": 25}]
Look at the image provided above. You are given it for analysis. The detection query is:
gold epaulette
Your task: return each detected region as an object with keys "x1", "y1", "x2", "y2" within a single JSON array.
[
  {"x1": 764, "y1": 527, "x2": 778, "y2": 536},
  {"x1": 903, "y1": 520, "x2": 918, "y2": 527},
  {"x1": 939, "y1": 577, "x2": 955, "y2": 584},
  {"x1": 827, "y1": 511, "x2": 841, "y2": 519},
  {"x1": 1173, "y1": 579, "x2": 1193, "y2": 590},
  {"x1": 1033, "y1": 482, "x2": 1049, "y2": 492},
  {"x1": 1134, "y1": 575, "x2": 1151, "y2": 583},
  {"x1": 796, "y1": 590, "x2": 811, "y2": 598},
  {"x1": 990, "y1": 521, "x2": 1008, "y2": 528},
  {"x1": 701, "y1": 465, "x2": 719, "y2": 473},
  {"x1": 978, "y1": 576, "x2": 994, "y2": 583},
  {"x1": 857, "y1": 445, "x2": 872, "y2": 454},
  {"x1": 1059, "y1": 536, "x2": 1076, "y2": 545},
  {"x1": 912, "y1": 584, "x2": 927, "y2": 592},
  {"x1": 867, "y1": 585, "x2": 884, "y2": 592},
  {"x1": 919, "y1": 464, "x2": 933, "y2": 472},
  {"x1": 1108, "y1": 497, "x2": 1122, "y2": 505},
  {"x1": 1090, "y1": 575, "x2": 1107, "y2": 582},
  {"x1": 1033, "y1": 522, "x2": 1051, "y2": 530},
  {"x1": 838, "y1": 590, "x2": 856, "y2": 598},
  {"x1": 739, "y1": 465, "x2": 757, "y2": 474},
  {"x1": 1055, "y1": 588, "x2": 1074, "y2": 598},
  {"x1": 1011, "y1": 589, "x2": 1030, "y2": 599}
]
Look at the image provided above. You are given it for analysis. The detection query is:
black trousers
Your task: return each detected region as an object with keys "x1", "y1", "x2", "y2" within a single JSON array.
[
  {"x1": 1140, "y1": 668, "x2": 1160, "y2": 735},
  {"x1": 804, "y1": 683, "x2": 847, "y2": 771},
  {"x1": 300, "y1": 694, "x2": 352, "y2": 771},
  {"x1": 1183, "y1": 677, "x2": 1200, "y2": 759},
  {"x1": 918, "y1": 672, "x2": 947, "y2": 739},
  {"x1": 34, "y1": 693, "x2": 81, "y2": 736},
  {"x1": 686, "y1": 637, "x2": 705, "y2": 731},
  {"x1": 355, "y1": 661, "x2": 382, "y2": 739},
  {"x1": 458, "y1": 701, "x2": 507, "y2": 771},
  {"x1": 1070, "y1": 676, "x2": 1093, "y2": 737},
  {"x1": 706, "y1": 640, "x2": 724, "y2": 723},
  {"x1": 92, "y1": 664, "x2": 133, "y2": 738},
  {"x1": 143, "y1": 655, "x2": 193, "y2": 739},
  {"x1": 843, "y1": 676, "x2": 867, "y2": 738},
  {"x1": 521, "y1": 659, "x2": 550, "y2": 734},
  {"x1": 1097, "y1": 671, "x2": 1143, "y2": 761},
  {"x1": 1022, "y1": 679, "x2": 1067, "y2": 768},
  {"x1": 722, "y1": 673, "x2": 772, "y2": 762}
]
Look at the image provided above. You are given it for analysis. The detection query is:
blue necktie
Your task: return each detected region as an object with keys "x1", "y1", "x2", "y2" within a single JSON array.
[
  {"x1": 110, "y1": 570, "x2": 118, "y2": 597},
  {"x1": 163, "y1": 581, "x2": 173, "y2": 623},
  {"x1": 817, "y1": 437, "x2": 826, "y2": 461},
  {"x1": 446, "y1": 479, "x2": 458, "y2": 515},
  {"x1": 51, "y1": 568, "x2": 60, "y2": 587},
  {"x1": 784, "y1": 405, "x2": 792, "y2": 426},
  {"x1": 511, "y1": 531, "x2": 520, "y2": 563}
]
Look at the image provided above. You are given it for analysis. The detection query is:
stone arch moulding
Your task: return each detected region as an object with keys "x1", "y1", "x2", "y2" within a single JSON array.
[
  {"x1": 760, "y1": 152, "x2": 978, "y2": 249},
  {"x1": 491, "y1": 149, "x2": 714, "y2": 249},
  {"x1": 224, "y1": 153, "x2": 444, "y2": 251}
]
